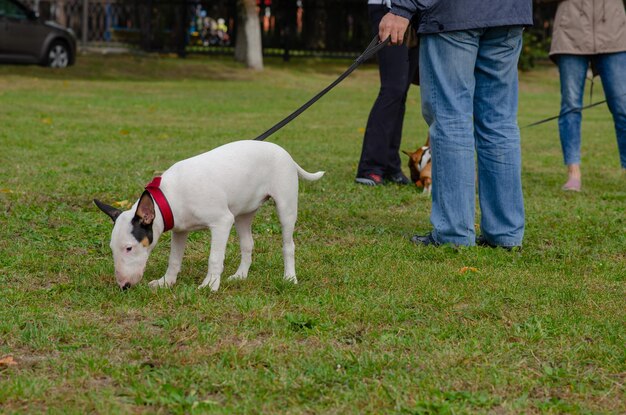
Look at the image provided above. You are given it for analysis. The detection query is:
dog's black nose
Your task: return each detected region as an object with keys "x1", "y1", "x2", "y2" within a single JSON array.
[{"x1": 121, "y1": 282, "x2": 131, "y2": 290}]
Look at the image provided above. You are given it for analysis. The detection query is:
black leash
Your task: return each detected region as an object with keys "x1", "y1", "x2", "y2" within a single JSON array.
[
  {"x1": 521, "y1": 98, "x2": 608, "y2": 129},
  {"x1": 254, "y1": 36, "x2": 391, "y2": 141},
  {"x1": 521, "y1": 87, "x2": 626, "y2": 129}
]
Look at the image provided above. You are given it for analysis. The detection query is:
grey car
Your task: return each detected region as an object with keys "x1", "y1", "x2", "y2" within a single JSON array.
[{"x1": 0, "y1": 0, "x2": 76, "y2": 67}]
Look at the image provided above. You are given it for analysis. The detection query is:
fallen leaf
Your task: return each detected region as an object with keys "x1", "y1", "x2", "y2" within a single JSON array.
[
  {"x1": 41, "y1": 118, "x2": 52, "y2": 125},
  {"x1": 0, "y1": 356, "x2": 17, "y2": 368},
  {"x1": 0, "y1": 188, "x2": 13, "y2": 194},
  {"x1": 119, "y1": 129, "x2": 130, "y2": 135},
  {"x1": 113, "y1": 200, "x2": 132, "y2": 209},
  {"x1": 357, "y1": 127, "x2": 365, "y2": 133},
  {"x1": 459, "y1": 266, "x2": 478, "y2": 274}
]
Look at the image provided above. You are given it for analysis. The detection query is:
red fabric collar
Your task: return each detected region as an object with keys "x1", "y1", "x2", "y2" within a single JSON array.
[{"x1": 145, "y1": 177, "x2": 174, "y2": 232}]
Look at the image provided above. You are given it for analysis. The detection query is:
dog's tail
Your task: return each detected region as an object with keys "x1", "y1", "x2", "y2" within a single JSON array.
[{"x1": 295, "y1": 163, "x2": 325, "y2": 182}]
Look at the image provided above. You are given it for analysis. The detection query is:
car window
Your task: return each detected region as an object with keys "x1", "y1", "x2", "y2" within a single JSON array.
[{"x1": 0, "y1": 0, "x2": 29, "y2": 19}]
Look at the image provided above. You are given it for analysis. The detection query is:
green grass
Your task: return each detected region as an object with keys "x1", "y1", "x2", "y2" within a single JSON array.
[{"x1": 0, "y1": 54, "x2": 624, "y2": 414}]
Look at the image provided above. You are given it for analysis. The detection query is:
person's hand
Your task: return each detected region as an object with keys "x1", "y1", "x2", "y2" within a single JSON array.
[{"x1": 378, "y1": 12, "x2": 410, "y2": 45}]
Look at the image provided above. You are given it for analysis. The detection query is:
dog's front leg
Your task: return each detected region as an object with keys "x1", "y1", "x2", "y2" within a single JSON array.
[
  {"x1": 149, "y1": 231, "x2": 189, "y2": 288},
  {"x1": 423, "y1": 179, "x2": 432, "y2": 196},
  {"x1": 199, "y1": 216, "x2": 234, "y2": 291}
]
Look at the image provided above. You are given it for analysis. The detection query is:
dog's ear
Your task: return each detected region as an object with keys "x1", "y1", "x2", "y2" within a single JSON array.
[
  {"x1": 405, "y1": 149, "x2": 421, "y2": 163},
  {"x1": 135, "y1": 192, "x2": 155, "y2": 225},
  {"x1": 94, "y1": 199, "x2": 122, "y2": 223}
]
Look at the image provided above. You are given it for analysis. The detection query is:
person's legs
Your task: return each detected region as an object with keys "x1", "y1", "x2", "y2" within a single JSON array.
[
  {"x1": 557, "y1": 54, "x2": 589, "y2": 189},
  {"x1": 419, "y1": 30, "x2": 479, "y2": 245},
  {"x1": 595, "y1": 51, "x2": 626, "y2": 169},
  {"x1": 474, "y1": 27, "x2": 525, "y2": 247},
  {"x1": 357, "y1": 5, "x2": 414, "y2": 181},
  {"x1": 385, "y1": 44, "x2": 419, "y2": 178}
]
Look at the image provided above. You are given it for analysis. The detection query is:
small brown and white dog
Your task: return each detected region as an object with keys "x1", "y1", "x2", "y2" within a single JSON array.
[{"x1": 402, "y1": 135, "x2": 432, "y2": 195}]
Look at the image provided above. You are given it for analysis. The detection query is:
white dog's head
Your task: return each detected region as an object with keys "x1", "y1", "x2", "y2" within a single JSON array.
[{"x1": 94, "y1": 193, "x2": 161, "y2": 289}]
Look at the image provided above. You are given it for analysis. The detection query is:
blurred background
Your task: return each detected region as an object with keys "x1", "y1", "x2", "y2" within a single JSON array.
[{"x1": 20, "y1": 0, "x2": 560, "y2": 66}]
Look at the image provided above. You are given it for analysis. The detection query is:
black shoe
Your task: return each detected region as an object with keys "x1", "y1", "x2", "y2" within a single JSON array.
[
  {"x1": 385, "y1": 172, "x2": 411, "y2": 185},
  {"x1": 355, "y1": 173, "x2": 384, "y2": 186},
  {"x1": 476, "y1": 235, "x2": 521, "y2": 252},
  {"x1": 410, "y1": 232, "x2": 439, "y2": 247}
]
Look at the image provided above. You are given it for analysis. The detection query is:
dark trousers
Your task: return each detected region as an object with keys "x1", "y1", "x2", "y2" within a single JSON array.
[{"x1": 357, "y1": 5, "x2": 419, "y2": 177}]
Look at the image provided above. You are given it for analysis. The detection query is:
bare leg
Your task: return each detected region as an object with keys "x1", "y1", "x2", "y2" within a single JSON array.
[
  {"x1": 563, "y1": 163, "x2": 582, "y2": 191},
  {"x1": 567, "y1": 164, "x2": 581, "y2": 180}
]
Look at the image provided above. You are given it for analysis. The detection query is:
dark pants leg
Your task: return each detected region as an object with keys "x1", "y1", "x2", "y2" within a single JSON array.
[{"x1": 357, "y1": 5, "x2": 419, "y2": 177}]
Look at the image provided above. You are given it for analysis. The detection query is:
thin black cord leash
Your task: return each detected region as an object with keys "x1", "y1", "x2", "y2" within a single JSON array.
[
  {"x1": 253, "y1": 35, "x2": 391, "y2": 141},
  {"x1": 520, "y1": 99, "x2": 608, "y2": 129},
  {"x1": 521, "y1": 82, "x2": 626, "y2": 129}
]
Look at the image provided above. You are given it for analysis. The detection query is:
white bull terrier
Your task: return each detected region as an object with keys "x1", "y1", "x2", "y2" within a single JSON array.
[{"x1": 94, "y1": 140, "x2": 324, "y2": 291}]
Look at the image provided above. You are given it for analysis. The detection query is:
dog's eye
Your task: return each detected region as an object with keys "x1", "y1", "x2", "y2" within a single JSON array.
[{"x1": 126, "y1": 247, "x2": 133, "y2": 252}]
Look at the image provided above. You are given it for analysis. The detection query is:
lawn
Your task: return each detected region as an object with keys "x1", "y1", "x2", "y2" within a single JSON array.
[{"x1": 0, "y1": 54, "x2": 624, "y2": 414}]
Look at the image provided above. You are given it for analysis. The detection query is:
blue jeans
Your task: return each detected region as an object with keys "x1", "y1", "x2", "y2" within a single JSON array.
[
  {"x1": 420, "y1": 27, "x2": 525, "y2": 247},
  {"x1": 558, "y1": 52, "x2": 626, "y2": 168}
]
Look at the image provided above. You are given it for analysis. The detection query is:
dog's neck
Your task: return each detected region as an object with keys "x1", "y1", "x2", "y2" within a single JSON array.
[{"x1": 145, "y1": 177, "x2": 175, "y2": 232}]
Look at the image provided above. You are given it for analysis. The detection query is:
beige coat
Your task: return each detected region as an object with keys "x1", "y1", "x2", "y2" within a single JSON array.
[{"x1": 550, "y1": 0, "x2": 626, "y2": 57}]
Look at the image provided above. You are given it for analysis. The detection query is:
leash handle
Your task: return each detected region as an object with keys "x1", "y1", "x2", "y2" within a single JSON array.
[
  {"x1": 254, "y1": 36, "x2": 391, "y2": 141},
  {"x1": 358, "y1": 35, "x2": 391, "y2": 63}
]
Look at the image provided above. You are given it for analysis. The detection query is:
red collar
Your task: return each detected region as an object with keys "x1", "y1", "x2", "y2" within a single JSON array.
[{"x1": 145, "y1": 177, "x2": 174, "y2": 232}]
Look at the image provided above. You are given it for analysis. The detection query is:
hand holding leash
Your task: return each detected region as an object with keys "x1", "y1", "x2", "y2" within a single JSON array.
[{"x1": 379, "y1": 12, "x2": 410, "y2": 45}]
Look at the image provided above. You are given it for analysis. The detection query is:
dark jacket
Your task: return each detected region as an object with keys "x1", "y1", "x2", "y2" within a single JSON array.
[{"x1": 390, "y1": 0, "x2": 533, "y2": 34}]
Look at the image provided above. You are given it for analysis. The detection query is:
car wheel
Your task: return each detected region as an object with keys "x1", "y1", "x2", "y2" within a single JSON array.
[{"x1": 46, "y1": 41, "x2": 71, "y2": 68}]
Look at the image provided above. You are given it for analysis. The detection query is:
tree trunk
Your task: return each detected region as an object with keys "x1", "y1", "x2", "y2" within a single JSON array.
[{"x1": 235, "y1": 0, "x2": 263, "y2": 70}]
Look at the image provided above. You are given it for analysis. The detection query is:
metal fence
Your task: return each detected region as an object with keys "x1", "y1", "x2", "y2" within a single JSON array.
[
  {"x1": 24, "y1": 0, "x2": 565, "y2": 59},
  {"x1": 24, "y1": 0, "x2": 371, "y2": 57},
  {"x1": 25, "y1": 0, "x2": 186, "y2": 50}
]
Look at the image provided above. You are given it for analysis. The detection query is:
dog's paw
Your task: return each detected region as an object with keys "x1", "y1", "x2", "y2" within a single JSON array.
[
  {"x1": 227, "y1": 272, "x2": 248, "y2": 281},
  {"x1": 148, "y1": 277, "x2": 174, "y2": 289},
  {"x1": 283, "y1": 274, "x2": 298, "y2": 284},
  {"x1": 198, "y1": 274, "x2": 221, "y2": 291}
]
